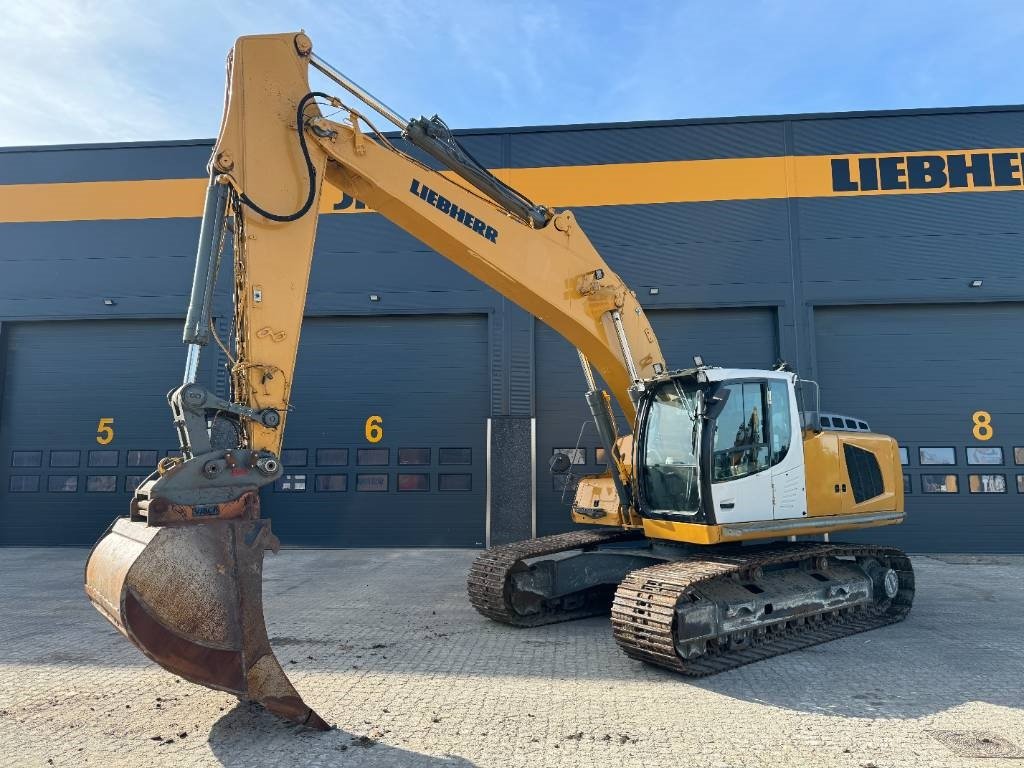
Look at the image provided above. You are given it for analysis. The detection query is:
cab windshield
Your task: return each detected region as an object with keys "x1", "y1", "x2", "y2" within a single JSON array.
[{"x1": 641, "y1": 379, "x2": 702, "y2": 514}]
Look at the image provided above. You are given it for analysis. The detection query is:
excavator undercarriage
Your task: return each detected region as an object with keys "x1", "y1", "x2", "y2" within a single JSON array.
[{"x1": 468, "y1": 531, "x2": 914, "y2": 675}]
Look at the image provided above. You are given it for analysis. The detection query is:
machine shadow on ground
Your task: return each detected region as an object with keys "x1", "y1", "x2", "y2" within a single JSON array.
[{"x1": 206, "y1": 702, "x2": 478, "y2": 768}]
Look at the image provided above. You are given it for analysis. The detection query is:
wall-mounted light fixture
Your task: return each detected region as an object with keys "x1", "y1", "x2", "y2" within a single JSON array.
[
  {"x1": 648, "y1": 287, "x2": 660, "y2": 295},
  {"x1": 103, "y1": 298, "x2": 116, "y2": 306},
  {"x1": 369, "y1": 294, "x2": 380, "y2": 302},
  {"x1": 969, "y1": 279, "x2": 983, "y2": 288}
]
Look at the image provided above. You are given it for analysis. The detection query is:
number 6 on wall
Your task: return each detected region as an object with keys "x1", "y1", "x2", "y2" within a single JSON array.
[
  {"x1": 364, "y1": 415, "x2": 383, "y2": 443},
  {"x1": 96, "y1": 417, "x2": 115, "y2": 445}
]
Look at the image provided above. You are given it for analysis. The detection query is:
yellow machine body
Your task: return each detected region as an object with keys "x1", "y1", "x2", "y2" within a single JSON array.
[
  {"x1": 84, "y1": 31, "x2": 910, "y2": 727},
  {"x1": 572, "y1": 428, "x2": 904, "y2": 543}
]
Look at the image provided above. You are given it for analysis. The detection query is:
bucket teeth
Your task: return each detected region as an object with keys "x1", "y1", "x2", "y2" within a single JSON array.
[{"x1": 85, "y1": 517, "x2": 328, "y2": 730}]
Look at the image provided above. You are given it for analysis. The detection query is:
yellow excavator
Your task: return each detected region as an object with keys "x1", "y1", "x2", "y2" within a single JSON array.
[{"x1": 85, "y1": 32, "x2": 914, "y2": 729}]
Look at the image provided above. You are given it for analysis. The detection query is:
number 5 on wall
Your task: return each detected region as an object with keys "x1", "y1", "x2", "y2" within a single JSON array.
[{"x1": 96, "y1": 418, "x2": 115, "y2": 445}]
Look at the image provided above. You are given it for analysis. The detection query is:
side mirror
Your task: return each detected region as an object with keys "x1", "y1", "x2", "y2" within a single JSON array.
[{"x1": 549, "y1": 452, "x2": 572, "y2": 475}]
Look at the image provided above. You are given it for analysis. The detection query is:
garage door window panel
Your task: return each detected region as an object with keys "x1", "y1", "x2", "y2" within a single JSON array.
[
  {"x1": 11, "y1": 450, "x2": 41, "y2": 467},
  {"x1": 439, "y1": 473, "x2": 472, "y2": 491},
  {"x1": 9, "y1": 475, "x2": 39, "y2": 492},
  {"x1": 315, "y1": 474, "x2": 347, "y2": 492},
  {"x1": 48, "y1": 475, "x2": 78, "y2": 492},
  {"x1": 969, "y1": 474, "x2": 1006, "y2": 494},
  {"x1": 316, "y1": 449, "x2": 348, "y2": 467},
  {"x1": 438, "y1": 448, "x2": 472, "y2": 465},
  {"x1": 921, "y1": 474, "x2": 958, "y2": 493},
  {"x1": 356, "y1": 474, "x2": 388, "y2": 492},
  {"x1": 88, "y1": 450, "x2": 119, "y2": 468},
  {"x1": 398, "y1": 448, "x2": 430, "y2": 466},
  {"x1": 966, "y1": 447, "x2": 1003, "y2": 465},
  {"x1": 86, "y1": 476, "x2": 117, "y2": 493},
  {"x1": 398, "y1": 473, "x2": 429, "y2": 491},
  {"x1": 127, "y1": 450, "x2": 158, "y2": 467},
  {"x1": 275, "y1": 474, "x2": 307, "y2": 492},
  {"x1": 919, "y1": 447, "x2": 956, "y2": 465},
  {"x1": 49, "y1": 451, "x2": 80, "y2": 468},
  {"x1": 357, "y1": 448, "x2": 389, "y2": 466}
]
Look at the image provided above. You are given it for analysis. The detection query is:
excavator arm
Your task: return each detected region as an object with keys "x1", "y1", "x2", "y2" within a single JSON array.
[
  {"x1": 213, "y1": 32, "x2": 664, "y2": 449},
  {"x1": 84, "y1": 31, "x2": 666, "y2": 729}
]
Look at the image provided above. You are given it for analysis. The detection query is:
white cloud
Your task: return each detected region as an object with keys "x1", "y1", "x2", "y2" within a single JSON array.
[
  {"x1": 0, "y1": 0, "x2": 196, "y2": 144},
  {"x1": 1, "y1": 0, "x2": 1022, "y2": 147}
]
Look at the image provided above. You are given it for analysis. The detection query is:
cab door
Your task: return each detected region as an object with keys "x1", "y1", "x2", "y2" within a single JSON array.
[
  {"x1": 709, "y1": 381, "x2": 774, "y2": 524},
  {"x1": 768, "y1": 379, "x2": 807, "y2": 520}
]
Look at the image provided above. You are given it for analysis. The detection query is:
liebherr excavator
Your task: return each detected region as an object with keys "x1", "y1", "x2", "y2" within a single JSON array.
[{"x1": 85, "y1": 32, "x2": 914, "y2": 730}]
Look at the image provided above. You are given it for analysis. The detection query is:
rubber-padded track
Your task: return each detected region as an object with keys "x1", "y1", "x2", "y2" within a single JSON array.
[
  {"x1": 467, "y1": 529, "x2": 642, "y2": 627},
  {"x1": 611, "y1": 542, "x2": 914, "y2": 675}
]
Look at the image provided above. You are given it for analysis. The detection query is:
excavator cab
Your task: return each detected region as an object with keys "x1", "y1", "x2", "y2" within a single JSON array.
[{"x1": 633, "y1": 368, "x2": 799, "y2": 526}]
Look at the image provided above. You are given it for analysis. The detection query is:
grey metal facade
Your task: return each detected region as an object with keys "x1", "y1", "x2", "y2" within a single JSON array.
[{"x1": 1, "y1": 105, "x2": 1022, "y2": 551}]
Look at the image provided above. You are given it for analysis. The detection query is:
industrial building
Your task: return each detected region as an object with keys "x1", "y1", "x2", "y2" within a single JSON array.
[{"x1": 1, "y1": 104, "x2": 1021, "y2": 552}]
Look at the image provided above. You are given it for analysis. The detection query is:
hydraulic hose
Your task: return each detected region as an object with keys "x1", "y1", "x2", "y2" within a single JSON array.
[{"x1": 236, "y1": 91, "x2": 330, "y2": 222}]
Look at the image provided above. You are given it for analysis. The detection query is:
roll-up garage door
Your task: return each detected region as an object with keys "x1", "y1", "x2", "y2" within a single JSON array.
[
  {"x1": 535, "y1": 307, "x2": 778, "y2": 536},
  {"x1": 0, "y1": 320, "x2": 210, "y2": 545},
  {"x1": 815, "y1": 303, "x2": 1024, "y2": 553},
  {"x1": 263, "y1": 314, "x2": 489, "y2": 547}
]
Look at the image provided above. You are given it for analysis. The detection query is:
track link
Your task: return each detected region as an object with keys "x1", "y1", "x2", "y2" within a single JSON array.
[
  {"x1": 611, "y1": 542, "x2": 914, "y2": 675},
  {"x1": 467, "y1": 529, "x2": 642, "y2": 626}
]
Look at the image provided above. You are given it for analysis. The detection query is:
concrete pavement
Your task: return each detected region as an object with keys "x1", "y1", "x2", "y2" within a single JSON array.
[{"x1": 0, "y1": 546, "x2": 1022, "y2": 767}]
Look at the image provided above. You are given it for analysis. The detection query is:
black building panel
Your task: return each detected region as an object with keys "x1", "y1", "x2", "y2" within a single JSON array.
[
  {"x1": 509, "y1": 120, "x2": 786, "y2": 166},
  {"x1": 265, "y1": 314, "x2": 489, "y2": 547},
  {"x1": 798, "y1": 192, "x2": 1024, "y2": 303},
  {"x1": 0, "y1": 140, "x2": 214, "y2": 184},
  {"x1": 0, "y1": 320, "x2": 214, "y2": 545},
  {"x1": 0, "y1": 218, "x2": 199, "y2": 320},
  {"x1": 309, "y1": 213, "x2": 491, "y2": 294},
  {"x1": 814, "y1": 303, "x2": 1024, "y2": 552},
  {"x1": 792, "y1": 108, "x2": 1024, "y2": 156},
  {"x1": 1, "y1": 103, "x2": 1022, "y2": 551}
]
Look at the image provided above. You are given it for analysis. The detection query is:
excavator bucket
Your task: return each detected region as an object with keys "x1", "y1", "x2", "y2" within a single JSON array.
[{"x1": 84, "y1": 517, "x2": 328, "y2": 730}]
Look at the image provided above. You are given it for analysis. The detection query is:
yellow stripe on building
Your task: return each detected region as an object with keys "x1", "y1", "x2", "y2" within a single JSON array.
[{"x1": 2, "y1": 147, "x2": 1022, "y2": 223}]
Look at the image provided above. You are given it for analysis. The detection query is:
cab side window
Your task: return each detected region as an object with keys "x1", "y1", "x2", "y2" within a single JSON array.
[
  {"x1": 712, "y1": 382, "x2": 769, "y2": 482},
  {"x1": 768, "y1": 380, "x2": 792, "y2": 467}
]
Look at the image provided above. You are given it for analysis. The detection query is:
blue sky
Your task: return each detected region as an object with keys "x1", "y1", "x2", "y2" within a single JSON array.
[{"x1": 2, "y1": 0, "x2": 1023, "y2": 146}]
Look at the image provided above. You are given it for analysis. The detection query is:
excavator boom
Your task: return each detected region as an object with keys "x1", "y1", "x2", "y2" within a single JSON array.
[
  {"x1": 84, "y1": 31, "x2": 913, "y2": 728},
  {"x1": 84, "y1": 31, "x2": 664, "y2": 728}
]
